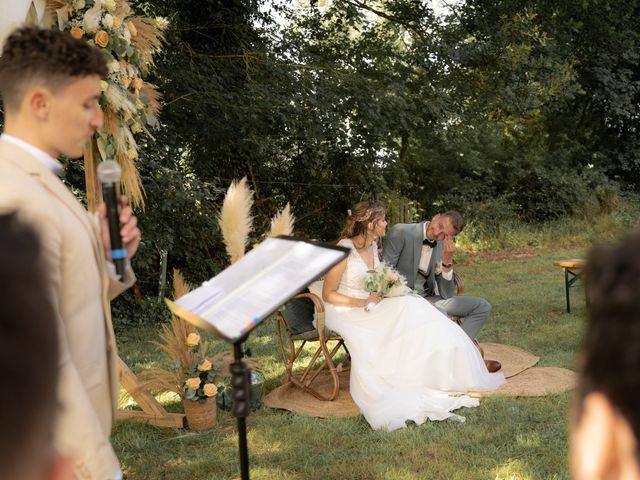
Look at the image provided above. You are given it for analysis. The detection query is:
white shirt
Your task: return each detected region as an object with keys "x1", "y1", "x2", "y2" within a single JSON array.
[
  {"x1": 419, "y1": 222, "x2": 453, "y2": 281},
  {"x1": 1, "y1": 133, "x2": 64, "y2": 175}
]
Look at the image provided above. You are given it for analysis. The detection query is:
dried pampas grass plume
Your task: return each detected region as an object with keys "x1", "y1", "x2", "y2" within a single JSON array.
[
  {"x1": 172, "y1": 269, "x2": 191, "y2": 300},
  {"x1": 219, "y1": 177, "x2": 253, "y2": 264},
  {"x1": 270, "y1": 203, "x2": 295, "y2": 237}
]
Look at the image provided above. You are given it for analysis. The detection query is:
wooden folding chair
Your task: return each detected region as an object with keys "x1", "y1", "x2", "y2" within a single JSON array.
[{"x1": 275, "y1": 292, "x2": 349, "y2": 401}]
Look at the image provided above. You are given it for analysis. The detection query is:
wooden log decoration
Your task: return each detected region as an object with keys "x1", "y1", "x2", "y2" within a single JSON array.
[
  {"x1": 83, "y1": 139, "x2": 101, "y2": 214},
  {"x1": 117, "y1": 358, "x2": 185, "y2": 428}
]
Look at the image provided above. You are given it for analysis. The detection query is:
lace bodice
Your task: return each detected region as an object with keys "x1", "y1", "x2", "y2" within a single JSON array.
[{"x1": 337, "y1": 238, "x2": 381, "y2": 299}]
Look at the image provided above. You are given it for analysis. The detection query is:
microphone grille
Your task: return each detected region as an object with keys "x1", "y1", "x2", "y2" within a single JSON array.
[{"x1": 96, "y1": 160, "x2": 122, "y2": 184}]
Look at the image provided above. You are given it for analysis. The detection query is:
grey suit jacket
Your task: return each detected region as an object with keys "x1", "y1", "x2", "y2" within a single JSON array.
[{"x1": 383, "y1": 222, "x2": 456, "y2": 299}]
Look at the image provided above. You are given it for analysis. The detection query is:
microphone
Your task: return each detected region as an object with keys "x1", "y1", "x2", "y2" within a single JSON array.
[{"x1": 97, "y1": 160, "x2": 126, "y2": 279}]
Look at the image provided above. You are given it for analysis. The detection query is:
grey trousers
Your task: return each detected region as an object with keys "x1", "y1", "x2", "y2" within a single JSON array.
[{"x1": 427, "y1": 295, "x2": 492, "y2": 340}]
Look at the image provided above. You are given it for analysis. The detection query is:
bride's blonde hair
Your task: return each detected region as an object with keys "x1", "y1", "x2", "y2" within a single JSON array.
[{"x1": 340, "y1": 200, "x2": 386, "y2": 240}]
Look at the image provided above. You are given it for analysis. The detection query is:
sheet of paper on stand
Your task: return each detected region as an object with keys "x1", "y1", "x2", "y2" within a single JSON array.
[{"x1": 170, "y1": 237, "x2": 348, "y2": 342}]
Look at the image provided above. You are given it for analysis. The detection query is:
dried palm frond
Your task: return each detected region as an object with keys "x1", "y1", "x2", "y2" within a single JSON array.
[
  {"x1": 45, "y1": 0, "x2": 74, "y2": 29},
  {"x1": 139, "y1": 83, "x2": 162, "y2": 117},
  {"x1": 131, "y1": 17, "x2": 166, "y2": 74},
  {"x1": 270, "y1": 203, "x2": 295, "y2": 237},
  {"x1": 151, "y1": 317, "x2": 193, "y2": 378},
  {"x1": 219, "y1": 177, "x2": 253, "y2": 264},
  {"x1": 139, "y1": 367, "x2": 182, "y2": 395},
  {"x1": 103, "y1": 107, "x2": 120, "y2": 139},
  {"x1": 116, "y1": 149, "x2": 145, "y2": 210},
  {"x1": 46, "y1": 0, "x2": 73, "y2": 9}
]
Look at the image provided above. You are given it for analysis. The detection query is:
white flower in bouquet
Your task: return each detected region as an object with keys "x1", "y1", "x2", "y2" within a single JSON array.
[
  {"x1": 102, "y1": 13, "x2": 114, "y2": 30},
  {"x1": 82, "y1": 2, "x2": 103, "y2": 33},
  {"x1": 102, "y1": 0, "x2": 117, "y2": 12},
  {"x1": 107, "y1": 59, "x2": 120, "y2": 74},
  {"x1": 363, "y1": 263, "x2": 413, "y2": 311}
]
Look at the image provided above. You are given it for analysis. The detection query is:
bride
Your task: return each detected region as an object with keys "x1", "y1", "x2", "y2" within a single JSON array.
[{"x1": 322, "y1": 200, "x2": 505, "y2": 431}]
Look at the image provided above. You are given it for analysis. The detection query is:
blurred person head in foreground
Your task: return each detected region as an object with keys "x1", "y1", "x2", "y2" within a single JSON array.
[
  {"x1": 0, "y1": 213, "x2": 73, "y2": 480},
  {"x1": 571, "y1": 230, "x2": 640, "y2": 479}
]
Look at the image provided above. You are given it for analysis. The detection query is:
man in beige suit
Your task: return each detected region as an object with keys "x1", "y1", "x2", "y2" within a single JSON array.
[{"x1": 0, "y1": 27, "x2": 141, "y2": 480}]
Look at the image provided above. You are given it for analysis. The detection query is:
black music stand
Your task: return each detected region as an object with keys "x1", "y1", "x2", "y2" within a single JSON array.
[{"x1": 166, "y1": 237, "x2": 349, "y2": 480}]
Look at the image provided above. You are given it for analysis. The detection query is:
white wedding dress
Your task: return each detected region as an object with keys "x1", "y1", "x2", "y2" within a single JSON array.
[{"x1": 324, "y1": 238, "x2": 506, "y2": 431}]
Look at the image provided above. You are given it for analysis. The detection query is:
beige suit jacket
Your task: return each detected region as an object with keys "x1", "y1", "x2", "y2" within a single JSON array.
[{"x1": 0, "y1": 139, "x2": 133, "y2": 480}]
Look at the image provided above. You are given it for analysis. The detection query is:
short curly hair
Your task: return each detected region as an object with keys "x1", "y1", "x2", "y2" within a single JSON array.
[{"x1": 0, "y1": 26, "x2": 107, "y2": 112}]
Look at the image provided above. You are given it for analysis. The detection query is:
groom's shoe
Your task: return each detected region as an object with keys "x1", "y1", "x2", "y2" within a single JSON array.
[
  {"x1": 484, "y1": 359, "x2": 502, "y2": 373},
  {"x1": 473, "y1": 340, "x2": 502, "y2": 372}
]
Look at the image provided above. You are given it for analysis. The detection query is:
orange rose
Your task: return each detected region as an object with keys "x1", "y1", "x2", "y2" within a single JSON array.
[
  {"x1": 95, "y1": 30, "x2": 109, "y2": 48},
  {"x1": 203, "y1": 383, "x2": 218, "y2": 397},
  {"x1": 121, "y1": 75, "x2": 132, "y2": 88},
  {"x1": 132, "y1": 78, "x2": 143, "y2": 90},
  {"x1": 70, "y1": 27, "x2": 84, "y2": 39},
  {"x1": 197, "y1": 359, "x2": 212, "y2": 372},
  {"x1": 113, "y1": 16, "x2": 122, "y2": 28},
  {"x1": 185, "y1": 377, "x2": 200, "y2": 390}
]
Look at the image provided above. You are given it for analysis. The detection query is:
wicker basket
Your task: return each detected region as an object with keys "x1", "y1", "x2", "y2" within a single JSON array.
[{"x1": 183, "y1": 397, "x2": 217, "y2": 430}]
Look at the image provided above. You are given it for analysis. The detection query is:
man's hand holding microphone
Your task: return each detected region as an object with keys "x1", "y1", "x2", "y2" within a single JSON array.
[{"x1": 97, "y1": 160, "x2": 141, "y2": 280}]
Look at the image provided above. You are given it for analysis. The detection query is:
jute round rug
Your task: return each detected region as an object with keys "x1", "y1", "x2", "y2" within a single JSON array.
[
  {"x1": 471, "y1": 367, "x2": 577, "y2": 398},
  {"x1": 264, "y1": 371, "x2": 360, "y2": 418},
  {"x1": 480, "y1": 342, "x2": 539, "y2": 378},
  {"x1": 264, "y1": 343, "x2": 575, "y2": 418}
]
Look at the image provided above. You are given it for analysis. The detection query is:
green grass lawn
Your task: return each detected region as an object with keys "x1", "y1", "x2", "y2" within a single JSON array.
[{"x1": 113, "y1": 246, "x2": 588, "y2": 479}]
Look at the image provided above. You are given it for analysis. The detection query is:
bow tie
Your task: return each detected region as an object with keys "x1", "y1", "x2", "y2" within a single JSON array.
[{"x1": 422, "y1": 238, "x2": 437, "y2": 248}]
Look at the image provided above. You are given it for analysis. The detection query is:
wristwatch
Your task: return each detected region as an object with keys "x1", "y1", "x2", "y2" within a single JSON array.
[{"x1": 442, "y1": 262, "x2": 453, "y2": 268}]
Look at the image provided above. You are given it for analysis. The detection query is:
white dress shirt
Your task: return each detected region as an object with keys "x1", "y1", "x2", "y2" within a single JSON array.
[
  {"x1": 1, "y1": 133, "x2": 64, "y2": 174},
  {"x1": 419, "y1": 222, "x2": 453, "y2": 281}
]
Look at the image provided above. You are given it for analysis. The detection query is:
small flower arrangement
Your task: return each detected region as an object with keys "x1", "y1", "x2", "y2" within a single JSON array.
[
  {"x1": 140, "y1": 271, "x2": 226, "y2": 405},
  {"x1": 181, "y1": 332, "x2": 222, "y2": 403},
  {"x1": 363, "y1": 263, "x2": 413, "y2": 311}
]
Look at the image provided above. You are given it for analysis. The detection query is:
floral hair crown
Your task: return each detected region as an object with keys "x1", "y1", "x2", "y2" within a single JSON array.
[{"x1": 348, "y1": 208, "x2": 373, "y2": 222}]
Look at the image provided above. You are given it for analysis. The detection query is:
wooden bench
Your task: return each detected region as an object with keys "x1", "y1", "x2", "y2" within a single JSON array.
[{"x1": 552, "y1": 259, "x2": 586, "y2": 313}]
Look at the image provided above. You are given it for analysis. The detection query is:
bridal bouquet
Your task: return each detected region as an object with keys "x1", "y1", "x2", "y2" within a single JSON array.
[{"x1": 363, "y1": 263, "x2": 413, "y2": 311}]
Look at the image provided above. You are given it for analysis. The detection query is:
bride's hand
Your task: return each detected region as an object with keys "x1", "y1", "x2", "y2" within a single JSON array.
[{"x1": 364, "y1": 292, "x2": 383, "y2": 307}]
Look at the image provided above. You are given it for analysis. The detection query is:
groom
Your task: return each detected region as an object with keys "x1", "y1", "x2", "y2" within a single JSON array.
[{"x1": 383, "y1": 211, "x2": 501, "y2": 372}]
